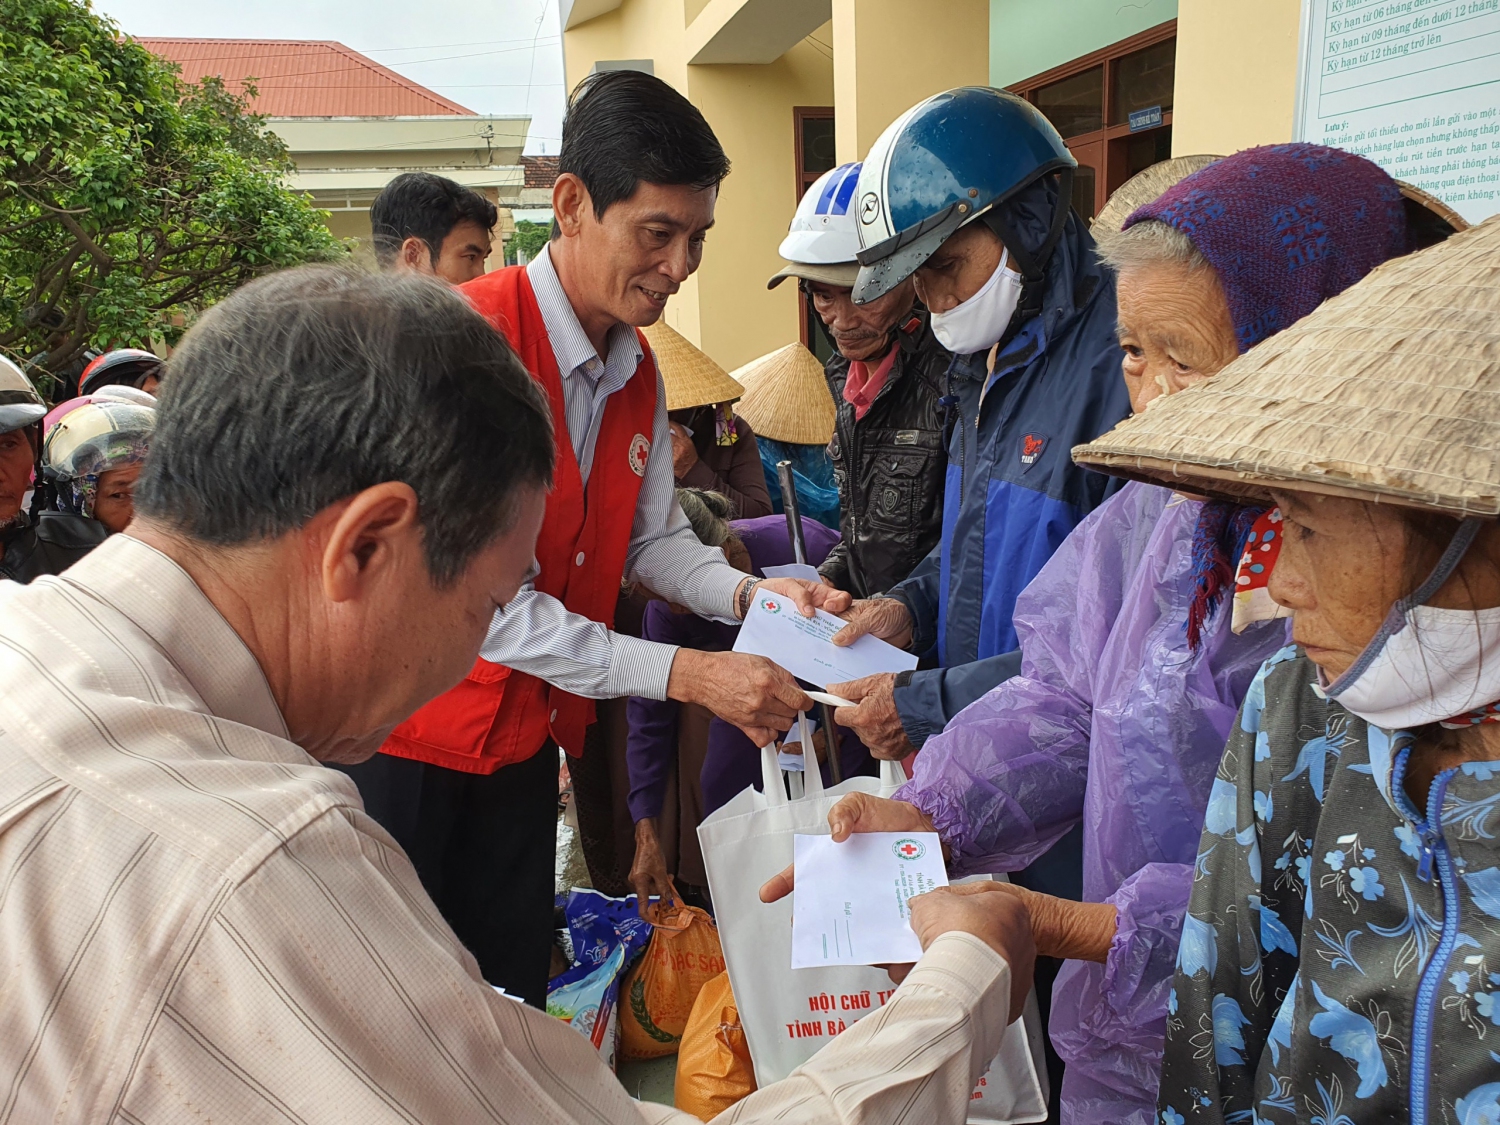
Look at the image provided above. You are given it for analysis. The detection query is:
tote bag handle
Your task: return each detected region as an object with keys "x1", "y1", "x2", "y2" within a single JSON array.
[{"x1": 878, "y1": 758, "x2": 905, "y2": 797}]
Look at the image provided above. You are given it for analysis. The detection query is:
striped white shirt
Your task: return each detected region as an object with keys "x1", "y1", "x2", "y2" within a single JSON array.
[
  {"x1": 0, "y1": 534, "x2": 1018, "y2": 1124},
  {"x1": 475, "y1": 245, "x2": 746, "y2": 702}
]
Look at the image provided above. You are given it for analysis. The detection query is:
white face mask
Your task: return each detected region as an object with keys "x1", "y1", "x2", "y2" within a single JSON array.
[
  {"x1": 1322, "y1": 519, "x2": 1500, "y2": 730},
  {"x1": 928, "y1": 246, "x2": 1023, "y2": 356}
]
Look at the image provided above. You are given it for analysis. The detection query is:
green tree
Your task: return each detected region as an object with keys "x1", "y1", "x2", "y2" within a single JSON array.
[
  {"x1": 0, "y1": 0, "x2": 345, "y2": 396},
  {"x1": 507, "y1": 219, "x2": 551, "y2": 265}
]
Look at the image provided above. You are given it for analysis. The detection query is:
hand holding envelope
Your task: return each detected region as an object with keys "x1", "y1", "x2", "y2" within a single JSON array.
[
  {"x1": 733, "y1": 587, "x2": 917, "y2": 688},
  {"x1": 786, "y1": 832, "x2": 1037, "y2": 1021},
  {"x1": 791, "y1": 832, "x2": 947, "y2": 968}
]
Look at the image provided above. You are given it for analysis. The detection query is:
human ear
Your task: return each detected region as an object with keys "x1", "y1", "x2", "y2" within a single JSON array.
[
  {"x1": 552, "y1": 173, "x2": 591, "y2": 238},
  {"x1": 320, "y1": 482, "x2": 422, "y2": 604},
  {"x1": 399, "y1": 236, "x2": 434, "y2": 274}
]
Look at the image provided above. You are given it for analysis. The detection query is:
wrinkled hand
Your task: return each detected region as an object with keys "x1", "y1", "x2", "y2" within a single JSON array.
[
  {"x1": 828, "y1": 673, "x2": 914, "y2": 760},
  {"x1": 739, "y1": 576, "x2": 852, "y2": 621},
  {"x1": 831, "y1": 597, "x2": 913, "y2": 650},
  {"x1": 779, "y1": 726, "x2": 827, "y2": 763},
  {"x1": 668, "y1": 648, "x2": 812, "y2": 747},
  {"x1": 963, "y1": 881, "x2": 1119, "y2": 963},
  {"x1": 899, "y1": 884, "x2": 1036, "y2": 1021},
  {"x1": 668, "y1": 422, "x2": 698, "y2": 479},
  {"x1": 629, "y1": 818, "x2": 675, "y2": 920},
  {"x1": 759, "y1": 794, "x2": 936, "y2": 903}
]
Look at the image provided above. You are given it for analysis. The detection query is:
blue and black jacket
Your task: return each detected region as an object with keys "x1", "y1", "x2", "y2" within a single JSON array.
[{"x1": 889, "y1": 185, "x2": 1131, "y2": 748}]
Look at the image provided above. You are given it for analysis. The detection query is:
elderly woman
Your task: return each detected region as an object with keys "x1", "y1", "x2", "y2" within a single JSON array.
[
  {"x1": 768, "y1": 146, "x2": 1433, "y2": 1124},
  {"x1": 643, "y1": 319, "x2": 772, "y2": 519},
  {"x1": 1072, "y1": 213, "x2": 1500, "y2": 1125}
]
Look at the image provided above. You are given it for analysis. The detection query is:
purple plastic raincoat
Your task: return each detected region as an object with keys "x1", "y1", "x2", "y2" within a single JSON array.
[{"x1": 896, "y1": 481, "x2": 1288, "y2": 1125}]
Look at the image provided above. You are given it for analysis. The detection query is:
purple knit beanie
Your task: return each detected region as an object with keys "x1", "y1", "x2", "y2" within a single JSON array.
[{"x1": 1124, "y1": 143, "x2": 1408, "y2": 353}]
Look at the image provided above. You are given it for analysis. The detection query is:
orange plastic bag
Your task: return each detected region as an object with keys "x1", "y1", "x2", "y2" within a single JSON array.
[
  {"x1": 673, "y1": 971, "x2": 756, "y2": 1120},
  {"x1": 620, "y1": 899, "x2": 726, "y2": 1060}
]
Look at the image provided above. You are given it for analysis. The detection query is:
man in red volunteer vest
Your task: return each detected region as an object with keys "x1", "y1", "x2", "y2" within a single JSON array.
[{"x1": 339, "y1": 70, "x2": 847, "y2": 1006}]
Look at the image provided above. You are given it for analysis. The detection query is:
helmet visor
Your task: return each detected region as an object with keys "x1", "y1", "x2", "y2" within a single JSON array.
[{"x1": 852, "y1": 201, "x2": 973, "y2": 304}]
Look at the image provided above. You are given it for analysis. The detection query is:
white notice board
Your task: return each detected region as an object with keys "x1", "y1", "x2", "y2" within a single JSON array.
[{"x1": 1295, "y1": 0, "x2": 1500, "y2": 223}]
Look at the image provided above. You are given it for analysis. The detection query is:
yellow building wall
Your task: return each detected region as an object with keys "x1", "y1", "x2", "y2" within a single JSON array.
[
  {"x1": 563, "y1": 1, "x2": 834, "y2": 369},
  {"x1": 1173, "y1": 0, "x2": 1303, "y2": 156},
  {"x1": 832, "y1": 0, "x2": 990, "y2": 164},
  {"x1": 690, "y1": 38, "x2": 835, "y2": 369}
]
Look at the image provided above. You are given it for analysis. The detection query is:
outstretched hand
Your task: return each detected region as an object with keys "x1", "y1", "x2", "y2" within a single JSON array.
[
  {"x1": 668, "y1": 648, "x2": 812, "y2": 747},
  {"x1": 758, "y1": 795, "x2": 937, "y2": 904},
  {"x1": 744, "y1": 576, "x2": 852, "y2": 621},
  {"x1": 830, "y1": 597, "x2": 914, "y2": 649},
  {"x1": 827, "y1": 674, "x2": 914, "y2": 760},
  {"x1": 902, "y1": 884, "x2": 1036, "y2": 1021}
]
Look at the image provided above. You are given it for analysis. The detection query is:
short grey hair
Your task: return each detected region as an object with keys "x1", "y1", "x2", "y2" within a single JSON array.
[
  {"x1": 1093, "y1": 219, "x2": 1213, "y2": 277},
  {"x1": 676, "y1": 487, "x2": 735, "y2": 547},
  {"x1": 135, "y1": 267, "x2": 555, "y2": 586}
]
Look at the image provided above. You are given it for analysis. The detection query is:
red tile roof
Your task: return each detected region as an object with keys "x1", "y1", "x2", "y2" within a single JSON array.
[
  {"x1": 521, "y1": 155, "x2": 559, "y2": 188},
  {"x1": 138, "y1": 38, "x2": 475, "y2": 117}
]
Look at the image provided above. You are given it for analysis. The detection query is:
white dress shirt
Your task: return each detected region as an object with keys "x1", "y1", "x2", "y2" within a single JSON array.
[
  {"x1": 477, "y1": 244, "x2": 748, "y2": 701},
  {"x1": 0, "y1": 534, "x2": 1018, "y2": 1124}
]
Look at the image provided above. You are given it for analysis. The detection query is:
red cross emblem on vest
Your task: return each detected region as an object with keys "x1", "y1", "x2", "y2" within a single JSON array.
[{"x1": 628, "y1": 433, "x2": 651, "y2": 477}]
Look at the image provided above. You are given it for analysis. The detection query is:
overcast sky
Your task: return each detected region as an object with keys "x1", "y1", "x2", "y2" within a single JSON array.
[{"x1": 94, "y1": 0, "x2": 567, "y2": 154}]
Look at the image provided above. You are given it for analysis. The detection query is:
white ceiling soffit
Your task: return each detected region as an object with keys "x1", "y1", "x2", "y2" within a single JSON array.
[
  {"x1": 687, "y1": 0, "x2": 833, "y2": 65},
  {"x1": 561, "y1": 0, "x2": 623, "y2": 30},
  {"x1": 290, "y1": 166, "x2": 525, "y2": 193}
]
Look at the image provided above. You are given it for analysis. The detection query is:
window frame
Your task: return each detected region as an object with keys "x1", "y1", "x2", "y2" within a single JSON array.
[
  {"x1": 1007, "y1": 19, "x2": 1177, "y2": 222},
  {"x1": 793, "y1": 105, "x2": 837, "y2": 201},
  {"x1": 792, "y1": 105, "x2": 837, "y2": 359}
]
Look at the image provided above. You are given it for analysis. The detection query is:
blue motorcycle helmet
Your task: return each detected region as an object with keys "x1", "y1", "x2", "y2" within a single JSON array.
[{"x1": 853, "y1": 87, "x2": 1075, "y2": 306}]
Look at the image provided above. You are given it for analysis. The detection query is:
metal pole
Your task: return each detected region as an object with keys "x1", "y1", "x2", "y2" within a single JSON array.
[
  {"x1": 774, "y1": 460, "x2": 842, "y2": 783},
  {"x1": 776, "y1": 460, "x2": 807, "y2": 564}
]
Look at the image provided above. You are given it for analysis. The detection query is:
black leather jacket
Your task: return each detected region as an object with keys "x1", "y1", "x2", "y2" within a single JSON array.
[
  {"x1": 0, "y1": 511, "x2": 108, "y2": 584},
  {"x1": 818, "y1": 311, "x2": 951, "y2": 598}
]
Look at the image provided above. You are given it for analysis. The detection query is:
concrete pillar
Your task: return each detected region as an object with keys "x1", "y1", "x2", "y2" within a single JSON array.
[
  {"x1": 832, "y1": 0, "x2": 990, "y2": 164},
  {"x1": 1173, "y1": 0, "x2": 1300, "y2": 155}
]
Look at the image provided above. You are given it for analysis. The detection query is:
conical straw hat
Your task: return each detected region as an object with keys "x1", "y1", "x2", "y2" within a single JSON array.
[
  {"x1": 1091, "y1": 154, "x2": 1222, "y2": 236},
  {"x1": 642, "y1": 320, "x2": 745, "y2": 412},
  {"x1": 731, "y1": 342, "x2": 835, "y2": 445},
  {"x1": 1073, "y1": 213, "x2": 1500, "y2": 516}
]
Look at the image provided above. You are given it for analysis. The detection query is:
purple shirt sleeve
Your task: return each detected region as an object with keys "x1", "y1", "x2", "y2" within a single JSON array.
[{"x1": 1048, "y1": 863, "x2": 1193, "y2": 1119}]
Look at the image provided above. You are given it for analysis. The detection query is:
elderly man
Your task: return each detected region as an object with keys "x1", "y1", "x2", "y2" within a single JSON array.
[
  {"x1": 0, "y1": 266, "x2": 1033, "y2": 1124},
  {"x1": 767, "y1": 161, "x2": 951, "y2": 598}
]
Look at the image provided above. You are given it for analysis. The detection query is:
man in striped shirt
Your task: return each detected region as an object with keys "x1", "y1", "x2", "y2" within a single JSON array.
[
  {"x1": 343, "y1": 70, "x2": 847, "y2": 1007},
  {"x1": 0, "y1": 266, "x2": 1035, "y2": 1123}
]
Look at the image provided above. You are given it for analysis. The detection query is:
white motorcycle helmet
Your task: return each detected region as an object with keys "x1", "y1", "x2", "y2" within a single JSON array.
[
  {"x1": 766, "y1": 162, "x2": 863, "y2": 290},
  {"x1": 0, "y1": 355, "x2": 46, "y2": 435}
]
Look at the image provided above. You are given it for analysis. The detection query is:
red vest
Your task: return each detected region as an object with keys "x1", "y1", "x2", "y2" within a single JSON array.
[{"x1": 379, "y1": 266, "x2": 658, "y2": 775}]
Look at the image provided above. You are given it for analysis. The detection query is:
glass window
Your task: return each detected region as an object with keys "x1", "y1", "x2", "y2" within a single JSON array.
[
  {"x1": 1124, "y1": 126, "x2": 1173, "y2": 179},
  {"x1": 1112, "y1": 38, "x2": 1175, "y2": 125},
  {"x1": 1035, "y1": 66, "x2": 1103, "y2": 139},
  {"x1": 800, "y1": 116, "x2": 837, "y2": 181},
  {"x1": 1070, "y1": 164, "x2": 1098, "y2": 223}
]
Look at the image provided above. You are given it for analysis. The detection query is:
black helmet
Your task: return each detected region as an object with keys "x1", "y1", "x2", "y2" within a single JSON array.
[{"x1": 79, "y1": 348, "x2": 164, "y2": 397}]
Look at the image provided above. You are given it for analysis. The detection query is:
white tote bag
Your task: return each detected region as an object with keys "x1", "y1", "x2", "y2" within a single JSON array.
[{"x1": 698, "y1": 744, "x2": 1048, "y2": 1124}]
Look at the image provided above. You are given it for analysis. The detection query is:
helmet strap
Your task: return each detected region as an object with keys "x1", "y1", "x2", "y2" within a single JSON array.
[{"x1": 981, "y1": 167, "x2": 1074, "y2": 323}]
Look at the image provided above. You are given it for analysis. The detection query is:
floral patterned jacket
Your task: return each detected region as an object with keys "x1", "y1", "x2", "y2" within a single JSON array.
[{"x1": 1158, "y1": 646, "x2": 1500, "y2": 1125}]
